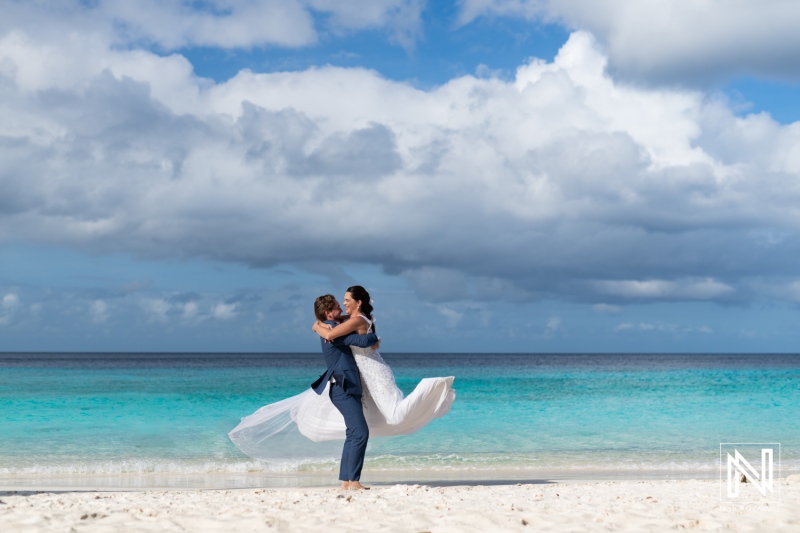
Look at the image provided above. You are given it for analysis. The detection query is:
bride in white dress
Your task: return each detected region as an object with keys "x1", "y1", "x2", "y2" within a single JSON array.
[{"x1": 228, "y1": 286, "x2": 455, "y2": 463}]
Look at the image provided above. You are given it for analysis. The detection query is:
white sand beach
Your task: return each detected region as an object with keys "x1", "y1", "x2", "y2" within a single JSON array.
[{"x1": 2, "y1": 477, "x2": 798, "y2": 532}]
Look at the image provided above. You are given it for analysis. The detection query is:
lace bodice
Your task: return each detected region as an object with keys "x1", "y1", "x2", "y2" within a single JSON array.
[
  {"x1": 349, "y1": 315, "x2": 382, "y2": 360},
  {"x1": 349, "y1": 315, "x2": 403, "y2": 421}
]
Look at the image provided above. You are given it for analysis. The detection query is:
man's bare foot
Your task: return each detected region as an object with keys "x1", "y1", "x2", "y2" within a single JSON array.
[
  {"x1": 347, "y1": 481, "x2": 370, "y2": 490},
  {"x1": 340, "y1": 481, "x2": 350, "y2": 490}
]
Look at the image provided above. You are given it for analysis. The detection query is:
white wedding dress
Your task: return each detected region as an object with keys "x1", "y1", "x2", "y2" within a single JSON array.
[{"x1": 228, "y1": 317, "x2": 456, "y2": 463}]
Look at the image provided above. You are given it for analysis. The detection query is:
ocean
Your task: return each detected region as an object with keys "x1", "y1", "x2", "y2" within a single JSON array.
[{"x1": 1, "y1": 353, "x2": 798, "y2": 488}]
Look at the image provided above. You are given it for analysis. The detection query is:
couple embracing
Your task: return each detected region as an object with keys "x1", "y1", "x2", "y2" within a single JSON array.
[{"x1": 229, "y1": 285, "x2": 456, "y2": 490}]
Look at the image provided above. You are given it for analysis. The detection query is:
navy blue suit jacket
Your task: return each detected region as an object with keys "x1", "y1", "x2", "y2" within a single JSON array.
[{"x1": 311, "y1": 320, "x2": 378, "y2": 397}]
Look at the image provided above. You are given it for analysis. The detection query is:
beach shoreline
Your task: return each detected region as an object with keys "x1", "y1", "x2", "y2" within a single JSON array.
[
  {"x1": 0, "y1": 468, "x2": 724, "y2": 492},
  {"x1": 2, "y1": 477, "x2": 798, "y2": 532}
]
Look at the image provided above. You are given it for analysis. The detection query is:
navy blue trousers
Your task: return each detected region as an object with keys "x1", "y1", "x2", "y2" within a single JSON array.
[{"x1": 329, "y1": 383, "x2": 369, "y2": 481}]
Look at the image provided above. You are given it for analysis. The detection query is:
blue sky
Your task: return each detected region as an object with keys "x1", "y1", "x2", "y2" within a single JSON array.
[{"x1": 1, "y1": 0, "x2": 800, "y2": 352}]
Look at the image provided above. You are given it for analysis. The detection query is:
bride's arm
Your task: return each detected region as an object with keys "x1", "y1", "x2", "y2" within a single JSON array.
[{"x1": 312, "y1": 316, "x2": 368, "y2": 341}]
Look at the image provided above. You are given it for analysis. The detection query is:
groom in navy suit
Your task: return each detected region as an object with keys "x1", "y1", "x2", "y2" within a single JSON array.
[{"x1": 311, "y1": 294, "x2": 378, "y2": 490}]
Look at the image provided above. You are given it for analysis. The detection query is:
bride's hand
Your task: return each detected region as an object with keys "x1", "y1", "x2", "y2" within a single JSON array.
[{"x1": 312, "y1": 321, "x2": 334, "y2": 332}]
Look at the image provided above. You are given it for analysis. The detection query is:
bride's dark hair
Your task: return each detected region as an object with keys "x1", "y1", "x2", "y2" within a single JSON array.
[{"x1": 346, "y1": 285, "x2": 375, "y2": 332}]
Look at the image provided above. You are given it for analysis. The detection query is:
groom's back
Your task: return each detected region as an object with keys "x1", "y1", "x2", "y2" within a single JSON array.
[
  {"x1": 311, "y1": 320, "x2": 363, "y2": 396},
  {"x1": 319, "y1": 321, "x2": 358, "y2": 372}
]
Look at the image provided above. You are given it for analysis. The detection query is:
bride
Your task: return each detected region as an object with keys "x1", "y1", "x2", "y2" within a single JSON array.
[{"x1": 228, "y1": 286, "x2": 455, "y2": 463}]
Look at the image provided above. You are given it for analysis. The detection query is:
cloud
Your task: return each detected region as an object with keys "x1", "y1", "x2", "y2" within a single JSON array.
[
  {"x1": 90, "y1": 299, "x2": 109, "y2": 323},
  {"x1": 403, "y1": 268, "x2": 469, "y2": 303},
  {"x1": 0, "y1": 293, "x2": 19, "y2": 326},
  {"x1": 0, "y1": 281, "x2": 330, "y2": 347},
  {"x1": 182, "y1": 301, "x2": 199, "y2": 320},
  {"x1": 1, "y1": 28, "x2": 800, "y2": 308},
  {"x1": 308, "y1": 0, "x2": 424, "y2": 49},
  {"x1": 436, "y1": 305, "x2": 464, "y2": 328},
  {"x1": 291, "y1": 122, "x2": 403, "y2": 178},
  {"x1": 213, "y1": 302, "x2": 238, "y2": 320},
  {"x1": 544, "y1": 316, "x2": 564, "y2": 336},
  {"x1": 614, "y1": 321, "x2": 713, "y2": 334},
  {"x1": 593, "y1": 278, "x2": 734, "y2": 301},
  {"x1": 169, "y1": 292, "x2": 202, "y2": 304},
  {"x1": 141, "y1": 298, "x2": 170, "y2": 323},
  {"x1": 401, "y1": 268, "x2": 533, "y2": 303},
  {"x1": 457, "y1": 0, "x2": 800, "y2": 84},
  {"x1": 2, "y1": 293, "x2": 18, "y2": 309},
  {"x1": 592, "y1": 303, "x2": 621, "y2": 314},
  {"x1": 0, "y1": 0, "x2": 424, "y2": 51}
]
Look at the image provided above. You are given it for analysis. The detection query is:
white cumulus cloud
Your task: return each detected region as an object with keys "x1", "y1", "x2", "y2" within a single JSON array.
[
  {"x1": 141, "y1": 298, "x2": 171, "y2": 323},
  {"x1": 213, "y1": 302, "x2": 238, "y2": 320},
  {"x1": 458, "y1": 0, "x2": 800, "y2": 83},
  {"x1": 0, "y1": 0, "x2": 423, "y2": 51},
  {"x1": 90, "y1": 299, "x2": 109, "y2": 323},
  {"x1": 182, "y1": 301, "x2": 199, "y2": 319},
  {"x1": 544, "y1": 316, "x2": 564, "y2": 336},
  {"x1": 1, "y1": 25, "x2": 799, "y2": 307},
  {"x1": 436, "y1": 305, "x2": 464, "y2": 328},
  {"x1": 2, "y1": 293, "x2": 19, "y2": 309},
  {"x1": 614, "y1": 321, "x2": 713, "y2": 334},
  {"x1": 0, "y1": 293, "x2": 19, "y2": 326},
  {"x1": 594, "y1": 278, "x2": 734, "y2": 301}
]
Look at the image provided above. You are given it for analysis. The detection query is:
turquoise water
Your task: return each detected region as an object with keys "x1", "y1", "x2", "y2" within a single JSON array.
[{"x1": 1, "y1": 353, "x2": 798, "y2": 481}]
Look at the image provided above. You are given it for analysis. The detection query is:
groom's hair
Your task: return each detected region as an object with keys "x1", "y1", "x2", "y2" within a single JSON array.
[{"x1": 314, "y1": 294, "x2": 338, "y2": 321}]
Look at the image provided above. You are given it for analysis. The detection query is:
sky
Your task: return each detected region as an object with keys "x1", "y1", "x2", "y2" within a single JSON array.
[{"x1": 1, "y1": 0, "x2": 800, "y2": 353}]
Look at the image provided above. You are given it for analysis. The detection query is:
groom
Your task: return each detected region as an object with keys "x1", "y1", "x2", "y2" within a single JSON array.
[{"x1": 311, "y1": 294, "x2": 378, "y2": 490}]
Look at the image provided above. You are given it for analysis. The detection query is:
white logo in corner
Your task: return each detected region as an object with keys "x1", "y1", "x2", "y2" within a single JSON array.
[{"x1": 720, "y1": 443, "x2": 780, "y2": 507}]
